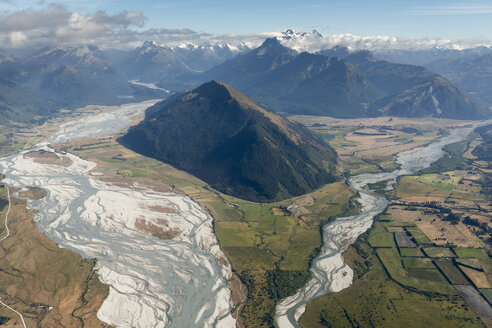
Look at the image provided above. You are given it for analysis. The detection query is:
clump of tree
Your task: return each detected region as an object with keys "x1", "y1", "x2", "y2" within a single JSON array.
[
  {"x1": 267, "y1": 269, "x2": 311, "y2": 300},
  {"x1": 442, "y1": 212, "x2": 460, "y2": 225},
  {"x1": 463, "y1": 216, "x2": 480, "y2": 227}
]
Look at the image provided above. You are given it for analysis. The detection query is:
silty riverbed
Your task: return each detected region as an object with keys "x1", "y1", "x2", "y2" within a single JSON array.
[{"x1": 0, "y1": 101, "x2": 236, "y2": 328}]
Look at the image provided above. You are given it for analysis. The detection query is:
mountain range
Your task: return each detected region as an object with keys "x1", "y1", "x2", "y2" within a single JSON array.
[
  {"x1": 198, "y1": 38, "x2": 489, "y2": 119},
  {"x1": 115, "y1": 41, "x2": 251, "y2": 92},
  {"x1": 119, "y1": 80, "x2": 337, "y2": 202},
  {"x1": 0, "y1": 45, "x2": 168, "y2": 127},
  {"x1": 426, "y1": 53, "x2": 492, "y2": 106},
  {"x1": 2, "y1": 33, "x2": 491, "y2": 130}
]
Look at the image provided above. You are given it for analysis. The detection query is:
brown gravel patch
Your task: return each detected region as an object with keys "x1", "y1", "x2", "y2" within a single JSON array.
[
  {"x1": 135, "y1": 217, "x2": 178, "y2": 239},
  {"x1": 24, "y1": 150, "x2": 72, "y2": 167},
  {"x1": 18, "y1": 187, "x2": 47, "y2": 200},
  {"x1": 148, "y1": 205, "x2": 178, "y2": 214}
]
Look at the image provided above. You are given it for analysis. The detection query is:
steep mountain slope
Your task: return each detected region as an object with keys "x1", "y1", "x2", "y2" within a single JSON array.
[
  {"x1": 246, "y1": 51, "x2": 383, "y2": 117},
  {"x1": 119, "y1": 80, "x2": 337, "y2": 202},
  {"x1": 427, "y1": 53, "x2": 492, "y2": 106},
  {"x1": 0, "y1": 45, "x2": 168, "y2": 116},
  {"x1": 472, "y1": 123, "x2": 492, "y2": 205},
  {"x1": 37, "y1": 65, "x2": 118, "y2": 108},
  {"x1": 0, "y1": 49, "x2": 21, "y2": 80},
  {"x1": 172, "y1": 43, "x2": 250, "y2": 71},
  {"x1": 120, "y1": 41, "x2": 193, "y2": 85},
  {"x1": 117, "y1": 41, "x2": 250, "y2": 91},
  {"x1": 204, "y1": 38, "x2": 297, "y2": 89},
  {"x1": 473, "y1": 124, "x2": 492, "y2": 162},
  {"x1": 317, "y1": 45, "x2": 350, "y2": 59},
  {"x1": 370, "y1": 77, "x2": 482, "y2": 119},
  {"x1": 201, "y1": 38, "x2": 487, "y2": 119},
  {"x1": 202, "y1": 38, "x2": 381, "y2": 117},
  {"x1": 345, "y1": 51, "x2": 489, "y2": 119},
  {"x1": 26, "y1": 45, "x2": 132, "y2": 95},
  {"x1": 0, "y1": 79, "x2": 47, "y2": 125}
]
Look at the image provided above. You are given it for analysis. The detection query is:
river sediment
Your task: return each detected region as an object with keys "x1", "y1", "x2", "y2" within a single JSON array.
[{"x1": 0, "y1": 101, "x2": 236, "y2": 327}]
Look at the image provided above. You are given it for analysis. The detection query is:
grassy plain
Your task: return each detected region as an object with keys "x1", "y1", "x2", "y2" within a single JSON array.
[{"x1": 290, "y1": 115, "x2": 472, "y2": 176}]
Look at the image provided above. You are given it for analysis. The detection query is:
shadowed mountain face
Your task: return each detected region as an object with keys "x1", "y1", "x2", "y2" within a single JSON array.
[
  {"x1": 202, "y1": 39, "x2": 381, "y2": 117},
  {"x1": 119, "y1": 80, "x2": 337, "y2": 202},
  {"x1": 25, "y1": 45, "x2": 132, "y2": 95},
  {"x1": 201, "y1": 39, "x2": 489, "y2": 119},
  {"x1": 0, "y1": 79, "x2": 48, "y2": 125},
  {"x1": 472, "y1": 124, "x2": 492, "y2": 200},
  {"x1": 473, "y1": 124, "x2": 492, "y2": 162}
]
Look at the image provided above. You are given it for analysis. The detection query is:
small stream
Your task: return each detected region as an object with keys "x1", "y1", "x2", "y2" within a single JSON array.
[{"x1": 275, "y1": 119, "x2": 491, "y2": 327}]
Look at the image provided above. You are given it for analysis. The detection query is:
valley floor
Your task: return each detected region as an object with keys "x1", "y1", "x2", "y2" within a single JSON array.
[
  {"x1": 1, "y1": 109, "x2": 490, "y2": 327},
  {"x1": 293, "y1": 116, "x2": 492, "y2": 328}
]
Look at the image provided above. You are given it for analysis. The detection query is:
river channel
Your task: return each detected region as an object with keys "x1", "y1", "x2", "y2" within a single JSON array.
[
  {"x1": 0, "y1": 101, "x2": 236, "y2": 328},
  {"x1": 274, "y1": 119, "x2": 491, "y2": 327}
]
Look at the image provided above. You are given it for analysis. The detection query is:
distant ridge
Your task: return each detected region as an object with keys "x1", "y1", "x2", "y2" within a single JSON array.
[{"x1": 200, "y1": 38, "x2": 489, "y2": 119}]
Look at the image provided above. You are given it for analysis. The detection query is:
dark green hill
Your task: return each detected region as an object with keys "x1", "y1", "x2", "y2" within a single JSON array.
[{"x1": 119, "y1": 80, "x2": 337, "y2": 202}]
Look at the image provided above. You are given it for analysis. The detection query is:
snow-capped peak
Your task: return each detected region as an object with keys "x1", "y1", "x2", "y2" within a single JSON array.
[
  {"x1": 281, "y1": 29, "x2": 323, "y2": 40},
  {"x1": 279, "y1": 29, "x2": 325, "y2": 52}
]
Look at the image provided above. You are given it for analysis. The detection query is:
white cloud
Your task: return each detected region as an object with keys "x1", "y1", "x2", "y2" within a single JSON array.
[
  {"x1": 276, "y1": 30, "x2": 491, "y2": 52},
  {"x1": 0, "y1": 4, "x2": 197, "y2": 49},
  {"x1": 0, "y1": 5, "x2": 490, "y2": 52},
  {"x1": 411, "y1": 4, "x2": 492, "y2": 15}
]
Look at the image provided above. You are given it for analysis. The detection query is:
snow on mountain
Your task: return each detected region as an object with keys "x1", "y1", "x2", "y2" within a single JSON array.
[
  {"x1": 125, "y1": 40, "x2": 252, "y2": 82},
  {"x1": 275, "y1": 29, "x2": 492, "y2": 53}
]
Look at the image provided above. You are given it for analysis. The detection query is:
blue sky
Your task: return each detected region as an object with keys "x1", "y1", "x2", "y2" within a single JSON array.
[
  {"x1": 0, "y1": 0, "x2": 491, "y2": 49},
  {"x1": 3, "y1": 0, "x2": 491, "y2": 40}
]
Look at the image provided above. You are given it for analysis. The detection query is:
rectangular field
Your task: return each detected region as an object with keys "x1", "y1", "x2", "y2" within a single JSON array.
[
  {"x1": 402, "y1": 257, "x2": 436, "y2": 270},
  {"x1": 399, "y1": 247, "x2": 423, "y2": 257},
  {"x1": 434, "y1": 260, "x2": 469, "y2": 285},
  {"x1": 423, "y1": 247, "x2": 456, "y2": 258},
  {"x1": 455, "y1": 285, "x2": 492, "y2": 320},
  {"x1": 395, "y1": 232, "x2": 416, "y2": 248},
  {"x1": 455, "y1": 248, "x2": 490, "y2": 260}
]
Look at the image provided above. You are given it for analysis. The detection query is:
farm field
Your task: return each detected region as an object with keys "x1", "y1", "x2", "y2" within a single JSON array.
[
  {"x1": 300, "y1": 118, "x2": 492, "y2": 327},
  {"x1": 290, "y1": 115, "x2": 473, "y2": 175},
  {"x1": 300, "y1": 230, "x2": 485, "y2": 328}
]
